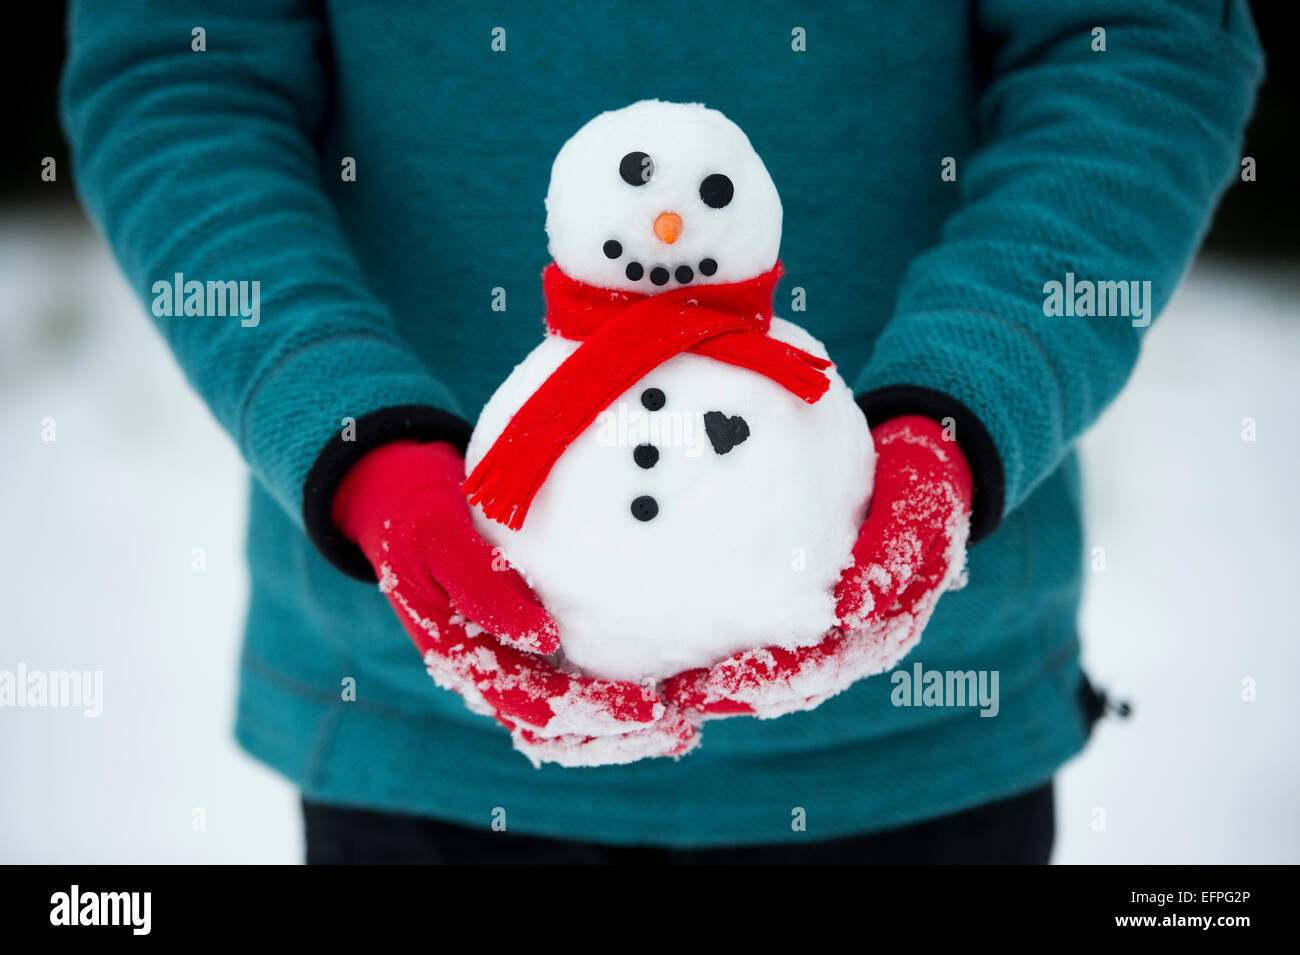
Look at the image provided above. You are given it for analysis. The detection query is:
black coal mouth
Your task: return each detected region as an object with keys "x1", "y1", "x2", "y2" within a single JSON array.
[{"x1": 604, "y1": 239, "x2": 718, "y2": 286}]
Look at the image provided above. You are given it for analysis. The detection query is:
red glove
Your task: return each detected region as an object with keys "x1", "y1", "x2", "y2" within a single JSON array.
[
  {"x1": 333, "y1": 440, "x2": 698, "y2": 765},
  {"x1": 662, "y1": 415, "x2": 974, "y2": 719}
]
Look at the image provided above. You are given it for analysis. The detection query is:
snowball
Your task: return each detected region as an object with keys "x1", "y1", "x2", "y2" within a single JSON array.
[
  {"x1": 468, "y1": 316, "x2": 874, "y2": 682},
  {"x1": 546, "y1": 100, "x2": 782, "y2": 293}
]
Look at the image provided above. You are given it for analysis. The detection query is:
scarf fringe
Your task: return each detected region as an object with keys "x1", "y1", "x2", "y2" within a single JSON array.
[
  {"x1": 464, "y1": 463, "x2": 536, "y2": 531},
  {"x1": 693, "y1": 334, "x2": 834, "y2": 404}
]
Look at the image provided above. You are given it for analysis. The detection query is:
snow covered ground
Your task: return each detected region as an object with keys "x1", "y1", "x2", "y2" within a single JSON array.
[
  {"x1": 1, "y1": 211, "x2": 1296, "y2": 863},
  {"x1": 1058, "y1": 254, "x2": 1300, "y2": 864}
]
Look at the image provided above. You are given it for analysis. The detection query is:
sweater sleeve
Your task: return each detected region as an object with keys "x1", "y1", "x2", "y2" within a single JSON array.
[
  {"x1": 854, "y1": 0, "x2": 1262, "y2": 543},
  {"x1": 60, "y1": 0, "x2": 470, "y2": 579}
]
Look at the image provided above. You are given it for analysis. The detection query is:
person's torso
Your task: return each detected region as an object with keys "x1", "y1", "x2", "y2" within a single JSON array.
[
  {"x1": 318, "y1": 0, "x2": 978, "y2": 414},
  {"x1": 243, "y1": 0, "x2": 1083, "y2": 763}
]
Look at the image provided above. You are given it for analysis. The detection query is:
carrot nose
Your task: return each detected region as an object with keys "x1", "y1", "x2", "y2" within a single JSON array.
[{"x1": 654, "y1": 212, "x2": 683, "y2": 244}]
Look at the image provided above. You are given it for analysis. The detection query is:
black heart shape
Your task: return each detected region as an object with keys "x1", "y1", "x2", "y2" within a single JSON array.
[{"x1": 703, "y1": 411, "x2": 750, "y2": 455}]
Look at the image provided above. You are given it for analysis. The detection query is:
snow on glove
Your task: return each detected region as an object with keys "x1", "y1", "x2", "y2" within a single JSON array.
[
  {"x1": 334, "y1": 439, "x2": 558, "y2": 654},
  {"x1": 662, "y1": 415, "x2": 973, "y2": 719},
  {"x1": 332, "y1": 439, "x2": 698, "y2": 765}
]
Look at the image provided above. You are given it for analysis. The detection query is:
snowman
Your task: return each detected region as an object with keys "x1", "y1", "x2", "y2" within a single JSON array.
[{"x1": 464, "y1": 100, "x2": 875, "y2": 683}]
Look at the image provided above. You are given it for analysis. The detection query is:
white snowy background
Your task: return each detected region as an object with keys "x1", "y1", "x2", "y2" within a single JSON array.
[{"x1": 2, "y1": 211, "x2": 1297, "y2": 863}]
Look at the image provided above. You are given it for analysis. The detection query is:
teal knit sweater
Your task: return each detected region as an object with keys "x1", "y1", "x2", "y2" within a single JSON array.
[{"x1": 62, "y1": 0, "x2": 1261, "y2": 846}]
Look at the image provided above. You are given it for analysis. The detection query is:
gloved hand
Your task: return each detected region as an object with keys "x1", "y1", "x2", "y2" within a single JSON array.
[
  {"x1": 332, "y1": 439, "x2": 698, "y2": 765},
  {"x1": 661, "y1": 415, "x2": 974, "y2": 719}
]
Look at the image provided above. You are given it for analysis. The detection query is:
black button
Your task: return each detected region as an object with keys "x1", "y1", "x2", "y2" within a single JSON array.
[
  {"x1": 625, "y1": 261, "x2": 644, "y2": 281},
  {"x1": 631, "y1": 495, "x2": 659, "y2": 522},
  {"x1": 699, "y1": 258, "x2": 717, "y2": 276},
  {"x1": 675, "y1": 265, "x2": 694, "y2": 284},
  {"x1": 633, "y1": 444, "x2": 659, "y2": 469},
  {"x1": 603, "y1": 240, "x2": 622, "y2": 259},
  {"x1": 640, "y1": 387, "x2": 665, "y2": 411},
  {"x1": 649, "y1": 266, "x2": 670, "y2": 286}
]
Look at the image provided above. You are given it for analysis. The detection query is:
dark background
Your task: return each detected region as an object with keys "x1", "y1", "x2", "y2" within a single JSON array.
[{"x1": 7, "y1": 2, "x2": 1294, "y2": 258}]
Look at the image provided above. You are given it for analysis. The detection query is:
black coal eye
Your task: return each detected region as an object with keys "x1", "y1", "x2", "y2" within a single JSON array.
[
  {"x1": 699, "y1": 173, "x2": 733, "y2": 208},
  {"x1": 619, "y1": 151, "x2": 654, "y2": 186}
]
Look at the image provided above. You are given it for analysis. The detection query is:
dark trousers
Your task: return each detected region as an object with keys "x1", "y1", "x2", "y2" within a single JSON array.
[{"x1": 303, "y1": 782, "x2": 1054, "y2": 864}]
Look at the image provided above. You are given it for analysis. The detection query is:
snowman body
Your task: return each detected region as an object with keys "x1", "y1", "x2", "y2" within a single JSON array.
[
  {"x1": 467, "y1": 317, "x2": 873, "y2": 682},
  {"x1": 465, "y1": 100, "x2": 875, "y2": 682}
]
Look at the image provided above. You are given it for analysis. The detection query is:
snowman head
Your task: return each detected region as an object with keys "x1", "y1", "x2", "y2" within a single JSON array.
[{"x1": 546, "y1": 100, "x2": 782, "y2": 293}]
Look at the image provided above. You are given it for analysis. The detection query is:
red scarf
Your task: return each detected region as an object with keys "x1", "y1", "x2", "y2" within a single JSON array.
[{"x1": 463, "y1": 261, "x2": 832, "y2": 529}]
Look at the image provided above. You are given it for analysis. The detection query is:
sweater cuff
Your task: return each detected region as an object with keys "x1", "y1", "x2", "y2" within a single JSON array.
[
  {"x1": 856, "y1": 385, "x2": 1005, "y2": 545},
  {"x1": 303, "y1": 404, "x2": 474, "y2": 581}
]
